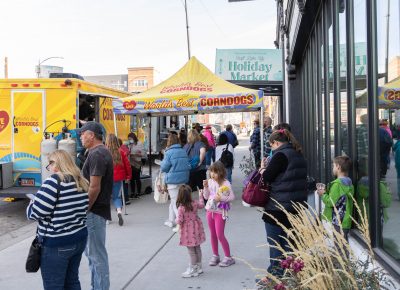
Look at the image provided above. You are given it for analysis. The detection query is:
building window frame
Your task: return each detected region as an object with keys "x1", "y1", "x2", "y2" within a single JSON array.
[{"x1": 323, "y1": 1, "x2": 332, "y2": 180}]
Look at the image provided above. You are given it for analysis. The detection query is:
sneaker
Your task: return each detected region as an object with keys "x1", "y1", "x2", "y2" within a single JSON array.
[
  {"x1": 219, "y1": 257, "x2": 235, "y2": 267},
  {"x1": 125, "y1": 200, "x2": 131, "y2": 205},
  {"x1": 208, "y1": 255, "x2": 220, "y2": 266},
  {"x1": 164, "y1": 221, "x2": 174, "y2": 228},
  {"x1": 118, "y1": 213, "x2": 124, "y2": 226},
  {"x1": 196, "y1": 263, "x2": 203, "y2": 274},
  {"x1": 181, "y1": 265, "x2": 198, "y2": 278},
  {"x1": 172, "y1": 225, "x2": 180, "y2": 232}
]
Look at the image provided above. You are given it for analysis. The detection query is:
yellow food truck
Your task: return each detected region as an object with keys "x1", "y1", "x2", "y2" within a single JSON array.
[{"x1": 0, "y1": 77, "x2": 131, "y2": 198}]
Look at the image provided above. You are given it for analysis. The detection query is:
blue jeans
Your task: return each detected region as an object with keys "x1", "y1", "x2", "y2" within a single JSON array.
[
  {"x1": 112, "y1": 181, "x2": 123, "y2": 209},
  {"x1": 226, "y1": 167, "x2": 232, "y2": 183},
  {"x1": 206, "y1": 147, "x2": 215, "y2": 166},
  {"x1": 41, "y1": 238, "x2": 87, "y2": 290},
  {"x1": 85, "y1": 212, "x2": 110, "y2": 290},
  {"x1": 264, "y1": 222, "x2": 290, "y2": 277}
]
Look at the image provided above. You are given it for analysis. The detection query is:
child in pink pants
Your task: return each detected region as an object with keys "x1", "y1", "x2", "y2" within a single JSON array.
[{"x1": 202, "y1": 161, "x2": 235, "y2": 267}]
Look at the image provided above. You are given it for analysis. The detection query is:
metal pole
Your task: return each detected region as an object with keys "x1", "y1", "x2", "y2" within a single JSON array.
[
  {"x1": 366, "y1": 0, "x2": 380, "y2": 248},
  {"x1": 4, "y1": 57, "x2": 8, "y2": 78},
  {"x1": 384, "y1": 0, "x2": 390, "y2": 83},
  {"x1": 148, "y1": 116, "x2": 152, "y2": 178},
  {"x1": 184, "y1": 0, "x2": 191, "y2": 125},
  {"x1": 260, "y1": 107, "x2": 264, "y2": 159},
  {"x1": 121, "y1": 185, "x2": 127, "y2": 215},
  {"x1": 184, "y1": 0, "x2": 191, "y2": 60},
  {"x1": 36, "y1": 56, "x2": 64, "y2": 78},
  {"x1": 113, "y1": 113, "x2": 118, "y2": 136},
  {"x1": 37, "y1": 59, "x2": 41, "y2": 78}
]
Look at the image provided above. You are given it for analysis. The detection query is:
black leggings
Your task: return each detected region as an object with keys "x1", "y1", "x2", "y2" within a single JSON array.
[{"x1": 130, "y1": 166, "x2": 142, "y2": 195}]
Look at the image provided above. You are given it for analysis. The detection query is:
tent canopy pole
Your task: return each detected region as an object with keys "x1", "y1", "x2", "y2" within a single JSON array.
[
  {"x1": 260, "y1": 107, "x2": 264, "y2": 160},
  {"x1": 148, "y1": 115, "x2": 152, "y2": 179}
]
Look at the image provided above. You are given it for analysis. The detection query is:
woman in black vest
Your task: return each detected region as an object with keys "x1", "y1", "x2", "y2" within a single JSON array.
[{"x1": 259, "y1": 129, "x2": 307, "y2": 278}]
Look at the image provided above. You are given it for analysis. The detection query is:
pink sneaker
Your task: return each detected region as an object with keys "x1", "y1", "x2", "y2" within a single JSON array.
[
  {"x1": 219, "y1": 257, "x2": 235, "y2": 267},
  {"x1": 208, "y1": 255, "x2": 220, "y2": 266}
]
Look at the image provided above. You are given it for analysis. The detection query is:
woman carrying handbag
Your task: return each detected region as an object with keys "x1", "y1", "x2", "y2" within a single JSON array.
[
  {"x1": 26, "y1": 149, "x2": 89, "y2": 290},
  {"x1": 160, "y1": 134, "x2": 190, "y2": 232},
  {"x1": 258, "y1": 129, "x2": 307, "y2": 279}
]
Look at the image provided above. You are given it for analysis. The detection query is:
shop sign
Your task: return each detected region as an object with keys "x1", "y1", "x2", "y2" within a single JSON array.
[
  {"x1": 215, "y1": 49, "x2": 283, "y2": 81},
  {"x1": 328, "y1": 42, "x2": 367, "y2": 77}
]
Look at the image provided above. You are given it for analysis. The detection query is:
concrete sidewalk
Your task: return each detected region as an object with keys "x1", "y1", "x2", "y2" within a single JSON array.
[{"x1": 0, "y1": 147, "x2": 269, "y2": 290}]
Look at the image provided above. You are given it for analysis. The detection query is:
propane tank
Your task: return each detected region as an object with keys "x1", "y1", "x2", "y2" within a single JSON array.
[
  {"x1": 41, "y1": 134, "x2": 57, "y2": 182},
  {"x1": 58, "y1": 133, "x2": 77, "y2": 161}
]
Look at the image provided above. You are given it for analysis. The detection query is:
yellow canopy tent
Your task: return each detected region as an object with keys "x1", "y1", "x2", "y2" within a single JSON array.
[
  {"x1": 356, "y1": 76, "x2": 400, "y2": 109},
  {"x1": 377, "y1": 76, "x2": 400, "y2": 109},
  {"x1": 112, "y1": 56, "x2": 264, "y2": 116}
]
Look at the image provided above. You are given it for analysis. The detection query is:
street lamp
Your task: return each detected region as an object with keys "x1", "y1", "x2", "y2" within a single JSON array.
[{"x1": 36, "y1": 56, "x2": 64, "y2": 78}]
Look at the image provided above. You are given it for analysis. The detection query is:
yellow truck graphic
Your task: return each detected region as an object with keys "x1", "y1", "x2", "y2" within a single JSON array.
[{"x1": 0, "y1": 78, "x2": 131, "y2": 198}]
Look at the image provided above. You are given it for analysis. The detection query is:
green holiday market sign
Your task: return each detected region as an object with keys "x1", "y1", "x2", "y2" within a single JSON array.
[{"x1": 215, "y1": 49, "x2": 283, "y2": 81}]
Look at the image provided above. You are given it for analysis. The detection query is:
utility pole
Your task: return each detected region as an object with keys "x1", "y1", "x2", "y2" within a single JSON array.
[
  {"x1": 184, "y1": 0, "x2": 191, "y2": 131},
  {"x1": 4, "y1": 57, "x2": 8, "y2": 78},
  {"x1": 184, "y1": 0, "x2": 191, "y2": 60}
]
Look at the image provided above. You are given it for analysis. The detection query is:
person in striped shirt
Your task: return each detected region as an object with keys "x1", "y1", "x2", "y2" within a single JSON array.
[{"x1": 27, "y1": 149, "x2": 89, "y2": 290}]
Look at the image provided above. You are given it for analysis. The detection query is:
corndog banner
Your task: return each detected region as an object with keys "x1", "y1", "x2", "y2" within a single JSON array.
[{"x1": 113, "y1": 56, "x2": 264, "y2": 116}]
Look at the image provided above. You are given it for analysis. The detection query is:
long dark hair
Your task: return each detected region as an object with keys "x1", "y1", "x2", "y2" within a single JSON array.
[
  {"x1": 128, "y1": 132, "x2": 138, "y2": 144},
  {"x1": 176, "y1": 185, "x2": 193, "y2": 212},
  {"x1": 269, "y1": 129, "x2": 302, "y2": 153}
]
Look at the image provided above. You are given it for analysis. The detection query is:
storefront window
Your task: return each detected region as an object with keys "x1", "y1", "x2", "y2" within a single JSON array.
[
  {"x1": 339, "y1": 1, "x2": 348, "y2": 156},
  {"x1": 328, "y1": 3, "x2": 335, "y2": 160},
  {"x1": 353, "y1": 0, "x2": 369, "y2": 223},
  {"x1": 376, "y1": 0, "x2": 400, "y2": 261}
]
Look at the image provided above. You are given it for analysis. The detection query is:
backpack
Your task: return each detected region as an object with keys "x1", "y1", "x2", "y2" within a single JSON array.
[{"x1": 219, "y1": 144, "x2": 234, "y2": 168}]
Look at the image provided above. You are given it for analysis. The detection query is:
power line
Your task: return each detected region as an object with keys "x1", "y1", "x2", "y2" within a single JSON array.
[{"x1": 198, "y1": 0, "x2": 226, "y2": 36}]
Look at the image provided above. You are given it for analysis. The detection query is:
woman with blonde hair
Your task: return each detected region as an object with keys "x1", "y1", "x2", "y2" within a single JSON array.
[
  {"x1": 27, "y1": 149, "x2": 89, "y2": 290},
  {"x1": 160, "y1": 133, "x2": 190, "y2": 231},
  {"x1": 105, "y1": 133, "x2": 132, "y2": 226},
  {"x1": 184, "y1": 129, "x2": 207, "y2": 192}
]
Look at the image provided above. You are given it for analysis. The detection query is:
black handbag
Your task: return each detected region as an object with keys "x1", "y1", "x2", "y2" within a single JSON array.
[
  {"x1": 25, "y1": 176, "x2": 60, "y2": 273},
  {"x1": 25, "y1": 235, "x2": 42, "y2": 272}
]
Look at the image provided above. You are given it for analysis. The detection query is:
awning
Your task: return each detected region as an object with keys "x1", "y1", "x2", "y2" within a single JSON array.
[
  {"x1": 377, "y1": 77, "x2": 400, "y2": 109},
  {"x1": 112, "y1": 56, "x2": 264, "y2": 116},
  {"x1": 356, "y1": 77, "x2": 400, "y2": 109}
]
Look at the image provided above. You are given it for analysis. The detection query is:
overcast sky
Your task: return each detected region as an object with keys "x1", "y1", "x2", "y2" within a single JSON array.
[{"x1": 0, "y1": 0, "x2": 277, "y2": 82}]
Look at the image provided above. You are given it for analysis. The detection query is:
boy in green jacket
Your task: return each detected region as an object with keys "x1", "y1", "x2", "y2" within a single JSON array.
[{"x1": 317, "y1": 156, "x2": 354, "y2": 241}]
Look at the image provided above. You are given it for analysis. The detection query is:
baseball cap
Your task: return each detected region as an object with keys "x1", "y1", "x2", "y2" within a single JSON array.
[{"x1": 77, "y1": 121, "x2": 103, "y2": 135}]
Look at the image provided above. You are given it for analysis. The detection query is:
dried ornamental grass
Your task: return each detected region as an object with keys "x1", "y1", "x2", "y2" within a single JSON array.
[{"x1": 246, "y1": 198, "x2": 395, "y2": 290}]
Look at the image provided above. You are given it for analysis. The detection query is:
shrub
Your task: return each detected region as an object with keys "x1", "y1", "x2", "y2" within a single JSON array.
[{"x1": 248, "y1": 200, "x2": 395, "y2": 290}]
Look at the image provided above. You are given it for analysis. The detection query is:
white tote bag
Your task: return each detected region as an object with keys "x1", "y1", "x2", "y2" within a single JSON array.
[{"x1": 154, "y1": 171, "x2": 169, "y2": 204}]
